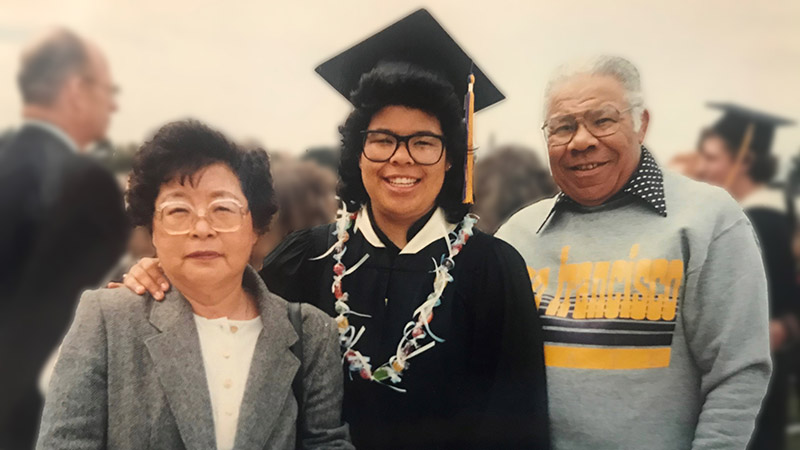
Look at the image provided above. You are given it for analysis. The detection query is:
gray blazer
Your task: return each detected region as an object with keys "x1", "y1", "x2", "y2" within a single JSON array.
[{"x1": 37, "y1": 267, "x2": 352, "y2": 450}]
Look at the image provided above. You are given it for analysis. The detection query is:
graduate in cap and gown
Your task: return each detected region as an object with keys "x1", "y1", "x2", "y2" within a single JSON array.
[
  {"x1": 696, "y1": 102, "x2": 799, "y2": 450},
  {"x1": 263, "y1": 9, "x2": 550, "y2": 449},
  {"x1": 120, "y1": 9, "x2": 550, "y2": 450}
]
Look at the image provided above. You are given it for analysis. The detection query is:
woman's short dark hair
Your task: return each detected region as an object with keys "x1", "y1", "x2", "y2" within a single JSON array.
[
  {"x1": 699, "y1": 128, "x2": 778, "y2": 183},
  {"x1": 127, "y1": 120, "x2": 277, "y2": 234},
  {"x1": 338, "y1": 65, "x2": 469, "y2": 223}
]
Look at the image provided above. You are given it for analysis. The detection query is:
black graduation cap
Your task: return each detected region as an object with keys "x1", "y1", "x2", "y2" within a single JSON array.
[
  {"x1": 314, "y1": 8, "x2": 504, "y2": 112},
  {"x1": 708, "y1": 102, "x2": 795, "y2": 155}
]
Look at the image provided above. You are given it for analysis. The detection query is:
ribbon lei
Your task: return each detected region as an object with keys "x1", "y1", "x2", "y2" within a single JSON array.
[
  {"x1": 463, "y1": 72, "x2": 476, "y2": 204},
  {"x1": 327, "y1": 209, "x2": 478, "y2": 393}
]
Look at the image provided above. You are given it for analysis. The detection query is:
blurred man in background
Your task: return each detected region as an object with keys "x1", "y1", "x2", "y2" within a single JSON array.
[
  {"x1": 696, "y1": 104, "x2": 799, "y2": 450},
  {"x1": 472, "y1": 144, "x2": 557, "y2": 234},
  {"x1": 498, "y1": 56, "x2": 771, "y2": 449},
  {"x1": 0, "y1": 28, "x2": 128, "y2": 449}
]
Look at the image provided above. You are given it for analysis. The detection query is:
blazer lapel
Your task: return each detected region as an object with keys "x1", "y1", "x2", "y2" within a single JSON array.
[
  {"x1": 234, "y1": 267, "x2": 300, "y2": 449},
  {"x1": 145, "y1": 290, "x2": 217, "y2": 449}
]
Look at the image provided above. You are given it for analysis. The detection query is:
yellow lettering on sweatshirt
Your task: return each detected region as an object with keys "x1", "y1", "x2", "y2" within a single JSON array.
[{"x1": 527, "y1": 244, "x2": 684, "y2": 321}]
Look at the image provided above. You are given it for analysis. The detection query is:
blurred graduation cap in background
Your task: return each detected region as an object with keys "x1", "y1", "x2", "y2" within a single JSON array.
[
  {"x1": 708, "y1": 102, "x2": 795, "y2": 155},
  {"x1": 314, "y1": 8, "x2": 504, "y2": 203},
  {"x1": 707, "y1": 102, "x2": 795, "y2": 187}
]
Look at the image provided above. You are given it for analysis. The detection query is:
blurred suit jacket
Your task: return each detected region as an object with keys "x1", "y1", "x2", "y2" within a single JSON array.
[
  {"x1": 0, "y1": 123, "x2": 129, "y2": 449},
  {"x1": 36, "y1": 267, "x2": 352, "y2": 450}
]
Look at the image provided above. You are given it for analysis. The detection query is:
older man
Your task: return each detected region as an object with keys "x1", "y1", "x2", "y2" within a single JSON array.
[
  {"x1": 0, "y1": 29, "x2": 128, "y2": 448},
  {"x1": 497, "y1": 56, "x2": 771, "y2": 450}
]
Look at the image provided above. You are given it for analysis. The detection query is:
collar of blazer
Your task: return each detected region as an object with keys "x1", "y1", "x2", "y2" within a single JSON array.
[
  {"x1": 22, "y1": 120, "x2": 80, "y2": 153},
  {"x1": 144, "y1": 266, "x2": 301, "y2": 449}
]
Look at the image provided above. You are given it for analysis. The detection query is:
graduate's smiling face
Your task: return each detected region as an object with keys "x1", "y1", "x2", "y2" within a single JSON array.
[
  {"x1": 697, "y1": 133, "x2": 737, "y2": 187},
  {"x1": 545, "y1": 74, "x2": 648, "y2": 206},
  {"x1": 360, "y1": 105, "x2": 448, "y2": 224}
]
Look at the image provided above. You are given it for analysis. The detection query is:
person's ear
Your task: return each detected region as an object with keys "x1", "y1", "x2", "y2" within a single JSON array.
[
  {"x1": 61, "y1": 74, "x2": 85, "y2": 111},
  {"x1": 150, "y1": 225, "x2": 158, "y2": 251},
  {"x1": 637, "y1": 109, "x2": 650, "y2": 143},
  {"x1": 250, "y1": 230, "x2": 259, "y2": 247}
]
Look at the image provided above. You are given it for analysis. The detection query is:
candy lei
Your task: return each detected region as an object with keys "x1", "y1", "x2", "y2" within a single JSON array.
[{"x1": 313, "y1": 210, "x2": 478, "y2": 392}]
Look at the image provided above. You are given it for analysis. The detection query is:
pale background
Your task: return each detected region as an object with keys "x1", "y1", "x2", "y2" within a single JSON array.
[{"x1": 1, "y1": 0, "x2": 799, "y2": 175}]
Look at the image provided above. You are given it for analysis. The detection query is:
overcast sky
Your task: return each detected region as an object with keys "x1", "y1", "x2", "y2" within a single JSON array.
[{"x1": 1, "y1": 0, "x2": 799, "y2": 175}]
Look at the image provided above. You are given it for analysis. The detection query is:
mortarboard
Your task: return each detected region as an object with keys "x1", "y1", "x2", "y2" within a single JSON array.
[
  {"x1": 314, "y1": 8, "x2": 504, "y2": 112},
  {"x1": 708, "y1": 102, "x2": 794, "y2": 156},
  {"x1": 707, "y1": 102, "x2": 794, "y2": 187},
  {"x1": 314, "y1": 9, "x2": 505, "y2": 203}
]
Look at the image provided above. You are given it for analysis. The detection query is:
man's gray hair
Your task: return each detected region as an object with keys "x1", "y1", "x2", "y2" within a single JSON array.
[
  {"x1": 17, "y1": 28, "x2": 90, "y2": 106},
  {"x1": 544, "y1": 55, "x2": 646, "y2": 131}
]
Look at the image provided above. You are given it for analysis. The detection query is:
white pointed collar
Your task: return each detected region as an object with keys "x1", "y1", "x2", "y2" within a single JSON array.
[
  {"x1": 354, "y1": 205, "x2": 456, "y2": 255},
  {"x1": 741, "y1": 187, "x2": 787, "y2": 213}
]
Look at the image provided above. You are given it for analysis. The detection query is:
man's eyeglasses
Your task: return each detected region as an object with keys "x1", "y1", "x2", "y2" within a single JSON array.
[
  {"x1": 542, "y1": 105, "x2": 635, "y2": 146},
  {"x1": 155, "y1": 198, "x2": 248, "y2": 235},
  {"x1": 361, "y1": 130, "x2": 446, "y2": 165}
]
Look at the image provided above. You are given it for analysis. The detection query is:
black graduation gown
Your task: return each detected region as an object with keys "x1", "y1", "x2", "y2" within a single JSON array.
[
  {"x1": 261, "y1": 208, "x2": 550, "y2": 449},
  {"x1": 745, "y1": 199, "x2": 799, "y2": 450},
  {"x1": 746, "y1": 207, "x2": 799, "y2": 321}
]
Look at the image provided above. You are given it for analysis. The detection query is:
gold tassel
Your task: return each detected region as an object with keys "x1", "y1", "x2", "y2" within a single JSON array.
[
  {"x1": 463, "y1": 73, "x2": 476, "y2": 204},
  {"x1": 724, "y1": 122, "x2": 755, "y2": 189}
]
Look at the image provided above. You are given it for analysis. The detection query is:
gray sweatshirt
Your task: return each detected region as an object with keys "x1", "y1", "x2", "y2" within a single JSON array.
[{"x1": 497, "y1": 170, "x2": 771, "y2": 450}]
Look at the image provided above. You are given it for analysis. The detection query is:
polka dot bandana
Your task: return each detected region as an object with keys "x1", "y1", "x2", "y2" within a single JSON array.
[{"x1": 555, "y1": 146, "x2": 668, "y2": 217}]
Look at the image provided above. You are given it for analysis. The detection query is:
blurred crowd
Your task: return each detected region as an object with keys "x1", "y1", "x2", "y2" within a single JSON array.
[{"x1": 1, "y1": 24, "x2": 799, "y2": 450}]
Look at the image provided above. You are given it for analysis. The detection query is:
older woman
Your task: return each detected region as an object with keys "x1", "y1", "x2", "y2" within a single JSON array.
[
  {"x1": 120, "y1": 10, "x2": 549, "y2": 450},
  {"x1": 36, "y1": 120, "x2": 352, "y2": 450}
]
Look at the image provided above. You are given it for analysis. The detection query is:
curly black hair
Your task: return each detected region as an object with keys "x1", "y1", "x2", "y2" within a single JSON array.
[
  {"x1": 338, "y1": 63, "x2": 470, "y2": 223},
  {"x1": 127, "y1": 120, "x2": 277, "y2": 234}
]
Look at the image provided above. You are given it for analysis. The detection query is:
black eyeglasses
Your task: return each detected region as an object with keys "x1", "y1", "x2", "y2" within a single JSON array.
[{"x1": 361, "y1": 130, "x2": 446, "y2": 165}]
